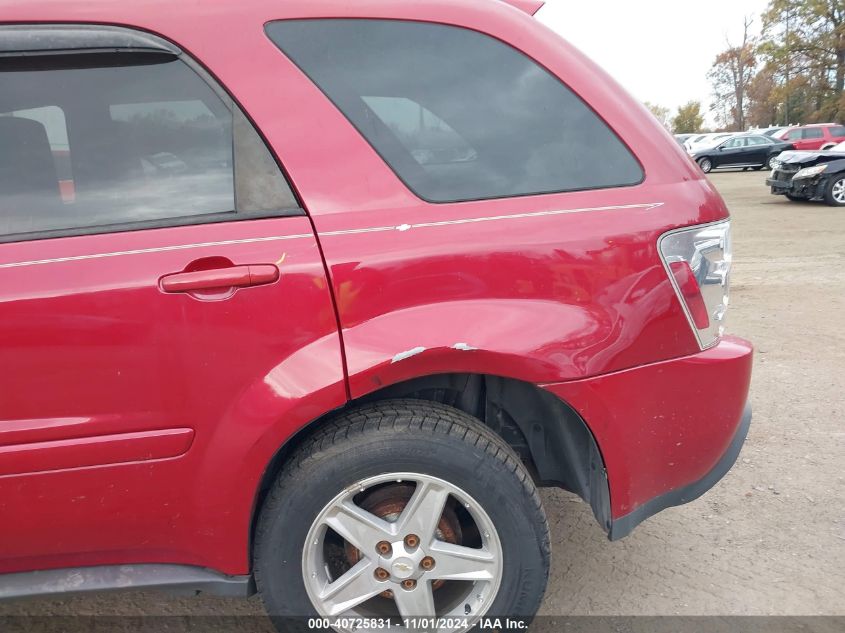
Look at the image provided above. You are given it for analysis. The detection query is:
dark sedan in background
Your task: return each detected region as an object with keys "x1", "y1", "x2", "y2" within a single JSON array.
[
  {"x1": 691, "y1": 134, "x2": 794, "y2": 173},
  {"x1": 767, "y1": 141, "x2": 845, "y2": 206}
]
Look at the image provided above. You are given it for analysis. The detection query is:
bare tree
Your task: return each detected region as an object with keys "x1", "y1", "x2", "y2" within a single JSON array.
[{"x1": 709, "y1": 16, "x2": 758, "y2": 130}]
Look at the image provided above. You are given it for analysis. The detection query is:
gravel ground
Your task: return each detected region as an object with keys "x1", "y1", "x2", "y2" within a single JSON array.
[{"x1": 2, "y1": 171, "x2": 843, "y2": 625}]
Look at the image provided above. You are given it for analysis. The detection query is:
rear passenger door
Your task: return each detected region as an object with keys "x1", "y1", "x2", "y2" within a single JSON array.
[
  {"x1": 745, "y1": 136, "x2": 769, "y2": 165},
  {"x1": 0, "y1": 26, "x2": 341, "y2": 570},
  {"x1": 802, "y1": 128, "x2": 824, "y2": 149}
]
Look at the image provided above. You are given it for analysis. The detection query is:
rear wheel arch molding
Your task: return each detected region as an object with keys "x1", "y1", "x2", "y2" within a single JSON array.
[{"x1": 249, "y1": 372, "x2": 612, "y2": 559}]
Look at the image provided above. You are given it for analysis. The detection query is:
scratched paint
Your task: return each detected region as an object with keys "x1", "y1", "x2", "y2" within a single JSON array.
[{"x1": 390, "y1": 347, "x2": 427, "y2": 363}]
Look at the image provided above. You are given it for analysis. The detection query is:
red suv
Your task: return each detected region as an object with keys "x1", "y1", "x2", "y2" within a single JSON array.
[
  {"x1": 0, "y1": 1, "x2": 752, "y2": 629},
  {"x1": 778, "y1": 123, "x2": 845, "y2": 151}
]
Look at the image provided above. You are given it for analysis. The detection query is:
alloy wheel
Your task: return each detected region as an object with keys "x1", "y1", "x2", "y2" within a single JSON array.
[
  {"x1": 832, "y1": 178, "x2": 845, "y2": 205},
  {"x1": 301, "y1": 472, "x2": 503, "y2": 632}
]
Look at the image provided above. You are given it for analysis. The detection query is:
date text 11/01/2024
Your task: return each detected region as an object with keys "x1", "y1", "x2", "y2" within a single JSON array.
[{"x1": 307, "y1": 618, "x2": 528, "y2": 630}]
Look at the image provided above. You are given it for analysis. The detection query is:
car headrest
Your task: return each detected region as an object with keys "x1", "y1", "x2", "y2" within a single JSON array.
[{"x1": 0, "y1": 116, "x2": 60, "y2": 199}]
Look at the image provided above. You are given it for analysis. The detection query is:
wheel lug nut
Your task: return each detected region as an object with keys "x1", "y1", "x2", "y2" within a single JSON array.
[
  {"x1": 420, "y1": 556, "x2": 435, "y2": 571},
  {"x1": 374, "y1": 567, "x2": 390, "y2": 581},
  {"x1": 376, "y1": 541, "x2": 392, "y2": 556},
  {"x1": 404, "y1": 534, "x2": 420, "y2": 549},
  {"x1": 401, "y1": 579, "x2": 417, "y2": 590}
]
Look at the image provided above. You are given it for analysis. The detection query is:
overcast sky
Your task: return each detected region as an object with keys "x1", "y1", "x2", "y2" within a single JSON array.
[{"x1": 536, "y1": 0, "x2": 772, "y2": 126}]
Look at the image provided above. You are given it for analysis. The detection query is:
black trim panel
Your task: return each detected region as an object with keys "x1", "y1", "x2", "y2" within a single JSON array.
[
  {"x1": 609, "y1": 402, "x2": 752, "y2": 541},
  {"x1": 0, "y1": 564, "x2": 254, "y2": 601}
]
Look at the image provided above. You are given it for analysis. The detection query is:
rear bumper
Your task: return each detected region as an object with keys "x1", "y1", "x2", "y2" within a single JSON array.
[
  {"x1": 610, "y1": 402, "x2": 751, "y2": 539},
  {"x1": 544, "y1": 336, "x2": 753, "y2": 539}
]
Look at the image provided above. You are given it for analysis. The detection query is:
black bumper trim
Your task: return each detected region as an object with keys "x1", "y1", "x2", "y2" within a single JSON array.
[{"x1": 608, "y1": 403, "x2": 752, "y2": 541}]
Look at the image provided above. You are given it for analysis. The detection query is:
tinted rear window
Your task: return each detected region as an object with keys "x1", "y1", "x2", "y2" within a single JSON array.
[
  {"x1": 830, "y1": 126, "x2": 845, "y2": 137},
  {"x1": 267, "y1": 19, "x2": 643, "y2": 203}
]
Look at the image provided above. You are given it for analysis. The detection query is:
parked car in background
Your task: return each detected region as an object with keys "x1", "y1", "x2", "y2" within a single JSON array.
[
  {"x1": 684, "y1": 133, "x2": 710, "y2": 149},
  {"x1": 778, "y1": 124, "x2": 845, "y2": 151},
  {"x1": 749, "y1": 126, "x2": 788, "y2": 138},
  {"x1": 0, "y1": 1, "x2": 753, "y2": 630},
  {"x1": 684, "y1": 132, "x2": 734, "y2": 152},
  {"x1": 675, "y1": 133, "x2": 696, "y2": 146},
  {"x1": 767, "y1": 141, "x2": 845, "y2": 206},
  {"x1": 691, "y1": 134, "x2": 793, "y2": 173}
]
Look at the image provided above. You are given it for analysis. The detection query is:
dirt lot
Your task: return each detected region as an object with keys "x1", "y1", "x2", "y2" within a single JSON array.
[{"x1": 2, "y1": 171, "x2": 843, "y2": 624}]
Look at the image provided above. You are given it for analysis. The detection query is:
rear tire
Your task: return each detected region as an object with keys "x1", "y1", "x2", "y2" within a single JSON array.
[
  {"x1": 767, "y1": 155, "x2": 780, "y2": 170},
  {"x1": 697, "y1": 157, "x2": 712, "y2": 173},
  {"x1": 823, "y1": 175, "x2": 845, "y2": 207},
  {"x1": 254, "y1": 400, "x2": 551, "y2": 633}
]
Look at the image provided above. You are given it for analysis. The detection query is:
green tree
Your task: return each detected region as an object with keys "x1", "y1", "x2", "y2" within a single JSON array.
[
  {"x1": 672, "y1": 101, "x2": 706, "y2": 133},
  {"x1": 644, "y1": 101, "x2": 672, "y2": 129},
  {"x1": 760, "y1": 0, "x2": 845, "y2": 122}
]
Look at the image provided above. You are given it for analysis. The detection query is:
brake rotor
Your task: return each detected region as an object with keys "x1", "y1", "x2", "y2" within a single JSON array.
[{"x1": 345, "y1": 483, "x2": 462, "y2": 594}]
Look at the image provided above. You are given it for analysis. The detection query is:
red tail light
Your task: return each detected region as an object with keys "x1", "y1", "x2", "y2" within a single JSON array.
[
  {"x1": 669, "y1": 261, "x2": 710, "y2": 329},
  {"x1": 659, "y1": 221, "x2": 731, "y2": 349}
]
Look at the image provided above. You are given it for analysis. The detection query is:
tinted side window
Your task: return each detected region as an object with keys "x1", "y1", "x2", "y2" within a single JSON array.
[
  {"x1": 803, "y1": 128, "x2": 824, "y2": 139},
  {"x1": 267, "y1": 20, "x2": 643, "y2": 203},
  {"x1": 0, "y1": 52, "x2": 297, "y2": 239},
  {"x1": 829, "y1": 126, "x2": 845, "y2": 137}
]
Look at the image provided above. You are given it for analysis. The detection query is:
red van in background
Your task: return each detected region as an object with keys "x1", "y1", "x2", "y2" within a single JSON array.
[{"x1": 0, "y1": 1, "x2": 751, "y2": 630}]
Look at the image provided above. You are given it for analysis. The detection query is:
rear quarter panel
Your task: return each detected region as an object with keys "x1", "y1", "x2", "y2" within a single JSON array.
[{"x1": 244, "y1": 1, "x2": 731, "y2": 396}]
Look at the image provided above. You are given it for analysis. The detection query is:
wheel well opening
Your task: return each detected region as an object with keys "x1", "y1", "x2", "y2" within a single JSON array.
[{"x1": 249, "y1": 373, "x2": 611, "y2": 563}]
